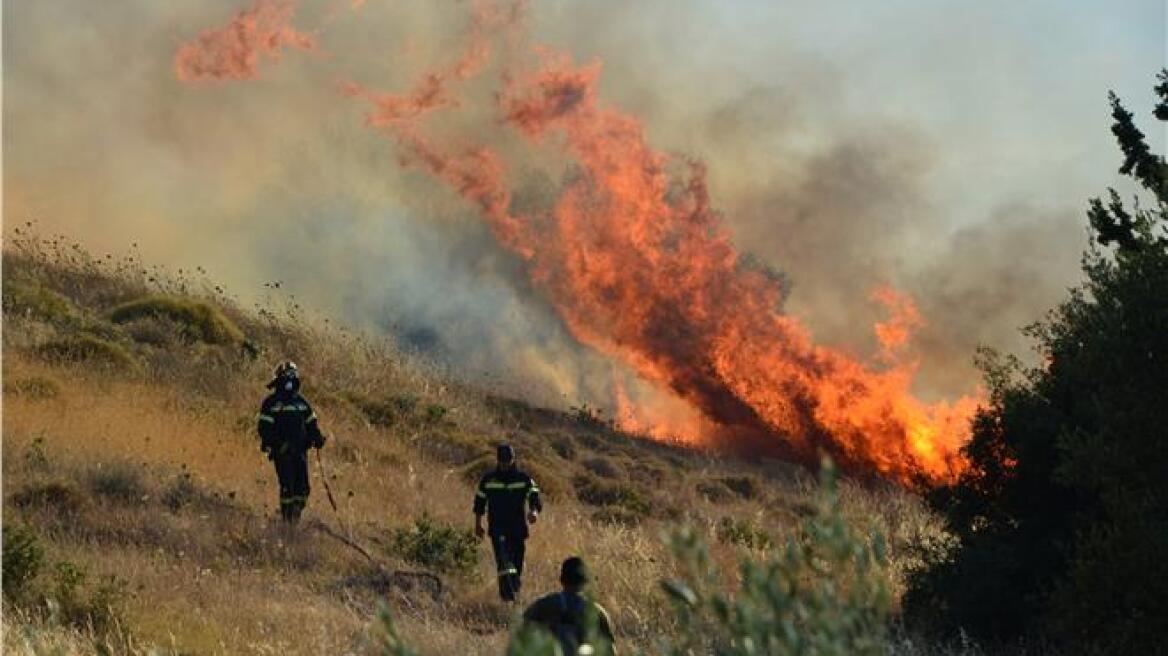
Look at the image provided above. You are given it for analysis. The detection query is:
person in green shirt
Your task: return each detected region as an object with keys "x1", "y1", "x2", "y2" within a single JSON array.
[{"x1": 517, "y1": 556, "x2": 616, "y2": 656}]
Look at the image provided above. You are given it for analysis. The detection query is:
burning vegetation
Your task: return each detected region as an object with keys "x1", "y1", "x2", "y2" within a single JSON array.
[{"x1": 178, "y1": 0, "x2": 982, "y2": 485}]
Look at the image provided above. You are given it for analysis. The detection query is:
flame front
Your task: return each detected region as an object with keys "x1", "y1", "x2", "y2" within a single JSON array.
[{"x1": 179, "y1": 0, "x2": 982, "y2": 485}]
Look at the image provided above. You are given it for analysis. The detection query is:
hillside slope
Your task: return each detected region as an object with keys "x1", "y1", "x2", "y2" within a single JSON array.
[{"x1": 1, "y1": 232, "x2": 943, "y2": 654}]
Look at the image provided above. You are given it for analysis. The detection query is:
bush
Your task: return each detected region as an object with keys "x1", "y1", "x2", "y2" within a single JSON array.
[
  {"x1": 2, "y1": 280, "x2": 78, "y2": 324},
  {"x1": 716, "y1": 516, "x2": 774, "y2": 550},
  {"x1": 422, "y1": 403, "x2": 448, "y2": 425},
  {"x1": 3, "y1": 375, "x2": 62, "y2": 400},
  {"x1": 35, "y1": 334, "x2": 138, "y2": 370},
  {"x1": 907, "y1": 72, "x2": 1168, "y2": 653},
  {"x1": 388, "y1": 515, "x2": 479, "y2": 576},
  {"x1": 3, "y1": 524, "x2": 45, "y2": 600},
  {"x1": 108, "y1": 295, "x2": 243, "y2": 345},
  {"x1": 661, "y1": 461, "x2": 890, "y2": 655}
]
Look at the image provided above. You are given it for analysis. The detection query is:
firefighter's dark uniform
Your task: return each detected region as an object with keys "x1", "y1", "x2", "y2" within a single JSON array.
[
  {"x1": 474, "y1": 467, "x2": 542, "y2": 601},
  {"x1": 257, "y1": 390, "x2": 324, "y2": 522}
]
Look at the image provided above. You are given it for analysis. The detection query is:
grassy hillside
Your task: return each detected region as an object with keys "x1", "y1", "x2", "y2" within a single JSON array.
[{"x1": 1, "y1": 230, "x2": 948, "y2": 654}]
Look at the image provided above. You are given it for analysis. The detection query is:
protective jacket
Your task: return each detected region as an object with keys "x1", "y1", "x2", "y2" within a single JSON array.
[
  {"x1": 257, "y1": 392, "x2": 324, "y2": 456},
  {"x1": 474, "y1": 468, "x2": 542, "y2": 538}
]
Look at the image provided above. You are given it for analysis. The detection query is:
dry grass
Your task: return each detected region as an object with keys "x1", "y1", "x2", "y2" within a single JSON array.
[{"x1": 1, "y1": 235, "x2": 950, "y2": 654}]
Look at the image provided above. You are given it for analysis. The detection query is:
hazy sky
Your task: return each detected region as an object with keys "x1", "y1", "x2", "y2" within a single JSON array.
[{"x1": 3, "y1": 0, "x2": 1164, "y2": 406}]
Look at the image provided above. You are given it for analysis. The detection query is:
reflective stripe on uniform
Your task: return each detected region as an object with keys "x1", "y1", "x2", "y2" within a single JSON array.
[
  {"x1": 258, "y1": 414, "x2": 275, "y2": 424},
  {"x1": 505, "y1": 481, "x2": 528, "y2": 489},
  {"x1": 497, "y1": 567, "x2": 518, "y2": 576},
  {"x1": 306, "y1": 413, "x2": 318, "y2": 423},
  {"x1": 483, "y1": 482, "x2": 507, "y2": 489},
  {"x1": 475, "y1": 490, "x2": 487, "y2": 499},
  {"x1": 528, "y1": 486, "x2": 540, "y2": 496}
]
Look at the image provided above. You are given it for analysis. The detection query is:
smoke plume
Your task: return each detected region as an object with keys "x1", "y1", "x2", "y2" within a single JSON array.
[{"x1": 6, "y1": 0, "x2": 1149, "y2": 482}]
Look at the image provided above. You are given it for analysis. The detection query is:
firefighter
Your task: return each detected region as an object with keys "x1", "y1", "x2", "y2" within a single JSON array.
[
  {"x1": 256, "y1": 361, "x2": 326, "y2": 523},
  {"x1": 474, "y1": 443, "x2": 542, "y2": 602},
  {"x1": 516, "y1": 556, "x2": 617, "y2": 655}
]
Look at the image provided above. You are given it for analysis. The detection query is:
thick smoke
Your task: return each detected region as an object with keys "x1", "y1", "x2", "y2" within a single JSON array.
[{"x1": 3, "y1": 0, "x2": 1154, "y2": 424}]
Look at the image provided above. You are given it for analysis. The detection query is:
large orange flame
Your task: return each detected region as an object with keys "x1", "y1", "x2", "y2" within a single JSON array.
[{"x1": 179, "y1": 0, "x2": 981, "y2": 485}]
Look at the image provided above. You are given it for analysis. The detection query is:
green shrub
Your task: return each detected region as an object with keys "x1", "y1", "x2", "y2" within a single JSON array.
[
  {"x1": 716, "y1": 516, "x2": 774, "y2": 550},
  {"x1": 108, "y1": 295, "x2": 243, "y2": 345},
  {"x1": 3, "y1": 524, "x2": 45, "y2": 600},
  {"x1": 2, "y1": 280, "x2": 78, "y2": 324},
  {"x1": 36, "y1": 334, "x2": 138, "y2": 370},
  {"x1": 661, "y1": 462, "x2": 891, "y2": 655},
  {"x1": 388, "y1": 515, "x2": 479, "y2": 576},
  {"x1": 3, "y1": 375, "x2": 62, "y2": 400},
  {"x1": 422, "y1": 403, "x2": 448, "y2": 425}
]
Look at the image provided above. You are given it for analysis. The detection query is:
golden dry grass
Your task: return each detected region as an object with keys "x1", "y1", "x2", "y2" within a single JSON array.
[{"x1": 1, "y1": 238, "x2": 948, "y2": 654}]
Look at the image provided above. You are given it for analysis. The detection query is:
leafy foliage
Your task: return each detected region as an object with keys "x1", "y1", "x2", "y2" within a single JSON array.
[
  {"x1": 388, "y1": 514, "x2": 480, "y2": 576},
  {"x1": 375, "y1": 462, "x2": 891, "y2": 655},
  {"x1": 908, "y1": 71, "x2": 1168, "y2": 653},
  {"x1": 716, "y1": 516, "x2": 774, "y2": 550},
  {"x1": 660, "y1": 461, "x2": 890, "y2": 656},
  {"x1": 3, "y1": 524, "x2": 46, "y2": 600}
]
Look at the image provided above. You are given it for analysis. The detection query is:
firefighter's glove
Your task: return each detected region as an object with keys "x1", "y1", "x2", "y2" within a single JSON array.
[
  {"x1": 311, "y1": 435, "x2": 326, "y2": 450},
  {"x1": 527, "y1": 510, "x2": 539, "y2": 525}
]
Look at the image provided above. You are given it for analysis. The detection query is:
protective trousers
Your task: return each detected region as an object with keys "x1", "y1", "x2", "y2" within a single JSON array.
[
  {"x1": 490, "y1": 532, "x2": 526, "y2": 601},
  {"x1": 273, "y1": 450, "x2": 310, "y2": 522}
]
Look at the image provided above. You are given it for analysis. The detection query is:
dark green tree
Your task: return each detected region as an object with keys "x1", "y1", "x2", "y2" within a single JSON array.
[{"x1": 907, "y1": 72, "x2": 1168, "y2": 654}]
